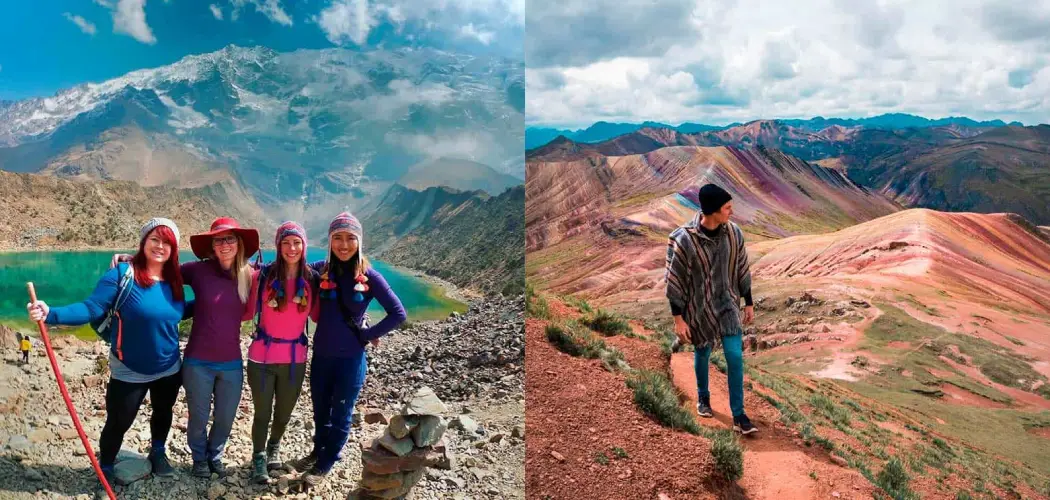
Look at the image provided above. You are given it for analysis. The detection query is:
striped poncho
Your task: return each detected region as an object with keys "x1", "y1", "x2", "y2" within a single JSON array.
[{"x1": 664, "y1": 213, "x2": 752, "y2": 348}]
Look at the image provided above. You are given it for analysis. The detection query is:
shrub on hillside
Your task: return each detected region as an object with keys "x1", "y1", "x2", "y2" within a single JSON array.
[
  {"x1": 584, "y1": 309, "x2": 631, "y2": 336},
  {"x1": 876, "y1": 457, "x2": 917, "y2": 500},
  {"x1": 710, "y1": 429, "x2": 744, "y2": 482},
  {"x1": 526, "y1": 283, "x2": 551, "y2": 319},
  {"x1": 626, "y1": 370, "x2": 701, "y2": 435},
  {"x1": 545, "y1": 321, "x2": 606, "y2": 359}
]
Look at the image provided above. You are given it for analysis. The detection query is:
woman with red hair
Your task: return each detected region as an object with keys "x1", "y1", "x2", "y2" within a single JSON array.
[{"x1": 27, "y1": 218, "x2": 188, "y2": 492}]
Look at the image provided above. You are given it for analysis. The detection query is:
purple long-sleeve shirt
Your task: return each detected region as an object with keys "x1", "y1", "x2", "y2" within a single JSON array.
[
  {"x1": 182, "y1": 260, "x2": 247, "y2": 363},
  {"x1": 309, "y1": 261, "x2": 407, "y2": 358}
]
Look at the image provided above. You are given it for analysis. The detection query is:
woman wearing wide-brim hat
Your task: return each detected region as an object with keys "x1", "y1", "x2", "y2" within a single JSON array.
[{"x1": 112, "y1": 216, "x2": 260, "y2": 478}]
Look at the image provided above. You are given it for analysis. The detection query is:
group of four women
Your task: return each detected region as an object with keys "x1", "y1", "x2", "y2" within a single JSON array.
[{"x1": 26, "y1": 212, "x2": 407, "y2": 494}]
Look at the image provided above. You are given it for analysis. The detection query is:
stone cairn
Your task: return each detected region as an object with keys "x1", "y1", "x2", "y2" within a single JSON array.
[{"x1": 352, "y1": 386, "x2": 454, "y2": 499}]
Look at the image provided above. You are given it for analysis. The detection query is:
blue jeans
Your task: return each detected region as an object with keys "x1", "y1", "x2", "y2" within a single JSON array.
[
  {"x1": 182, "y1": 362, "x2": 243, "y2": 462},
  {"x1": 694, "y1": 331, "x2": 745, "y2": 417},
  {"x1": 310, "y1": 354, "x2": 366, "y2": 473}
]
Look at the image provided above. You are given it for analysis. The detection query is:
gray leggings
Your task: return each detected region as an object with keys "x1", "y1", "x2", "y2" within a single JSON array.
[{"x1": 246, "y1": 361, "x2": 307, "y2": 455}]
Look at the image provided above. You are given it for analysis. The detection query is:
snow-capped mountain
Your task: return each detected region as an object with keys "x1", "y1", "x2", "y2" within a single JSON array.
[{"x1": 0, "y1": 44, "x2": 524, "y2": 223}]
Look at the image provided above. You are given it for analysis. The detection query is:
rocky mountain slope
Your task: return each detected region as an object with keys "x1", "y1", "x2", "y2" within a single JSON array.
[
  {"x1": 0, "y1": 170, "x2": 270, "y2": 250},
  {"x1": 0, "y1": 295, "x2": 524, "y2": 500},
  {"x1": 367, "y1": 184, "x2": 525, "y2": 296}
]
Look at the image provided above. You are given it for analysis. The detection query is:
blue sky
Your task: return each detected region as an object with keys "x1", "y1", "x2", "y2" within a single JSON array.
[
  {"x1": 526, "y1": 0, "x2": 1050, "y2": 128},
  {"x1": 0, "y1": 0, "x2": 523, "y2": 100}
]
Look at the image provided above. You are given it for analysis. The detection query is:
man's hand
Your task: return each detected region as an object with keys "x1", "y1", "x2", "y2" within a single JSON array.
[
  {"x1": 673, "y1": 315, "x2": 690, "y2": 345},
  {"x1": 742, "y1": 305, "x2": 754, "y2": 325}
]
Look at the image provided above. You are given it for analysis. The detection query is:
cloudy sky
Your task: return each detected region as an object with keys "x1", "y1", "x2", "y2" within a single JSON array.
[
  {"x1": 526, "y1": 0, "x2": 1050, "y2": 128},
  {"x1": 0, "y1": 0, "x2": 523, "y2": 100}
]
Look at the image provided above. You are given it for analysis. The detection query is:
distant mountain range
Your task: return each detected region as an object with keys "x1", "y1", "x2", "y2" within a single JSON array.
[
  {"x1": 525, "y1": 113, "x2": 1025, "y2": 149},
  {"x1": 527, "y1": 120, "x2": 1050, "y2": 225},
  {"x1": 0, "y1": 45, "x2": 524, "y2": 234},
  {"x1": 0, "y1": 45, "x2": 525, "y2": 295}
]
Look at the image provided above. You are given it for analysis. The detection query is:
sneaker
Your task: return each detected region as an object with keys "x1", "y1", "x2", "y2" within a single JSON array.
[
  {"x1": 733, "y1": 414, "x2": 759, "y2": 435},
  {"x1": 265, "y1": 441, "x2": 282, "y2": 470},
  {"x1": 251, "y1": 452, "x2": 270, "y2": 484},
  {"x1": 149, "y1": 450, "x2": 176, "y2": 478},
  {"x1": 208, "y1": 458, "x2": 227, "y2": 478},
  {"x1": 696, "y1": 395, "x2": 714, "y2": 418},
  {"x1": 291, "y1": 450, "x2": 318, "y2": 472},
  {"x1": 301, "y1": 466, "x2": 328, "y2": 488}
]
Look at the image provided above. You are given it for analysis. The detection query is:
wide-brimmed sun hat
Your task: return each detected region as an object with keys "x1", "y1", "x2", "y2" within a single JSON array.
[{"x1": 189, "y1": 217, "x2": 260, "y2": 260}]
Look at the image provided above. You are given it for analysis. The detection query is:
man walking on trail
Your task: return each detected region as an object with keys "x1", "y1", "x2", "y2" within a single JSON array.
[
  {"x1": 19, "y1": 334, "x2": 31, "y2": 364},
  {"x1": 665, "y1": 183, "x2": 758, "y2": 435}
]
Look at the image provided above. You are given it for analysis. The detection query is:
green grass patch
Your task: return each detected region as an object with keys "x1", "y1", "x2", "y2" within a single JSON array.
[
  {"x1": 625, "y1": 370, "x2": 701, "y2": 435},
  {"x1": 583, "y1": 309, "x2": 632, "y2": 336},
  {"x1": 875, "y1": 457, "x2": 918, "y2": 500},
  {"x1": 612, "y1": 447, "x2": 628, "y2": 459},
  {"x1": 709, "y1": 428, "x2": 744, "y2": 482},
  {"x1": 1004, "y1": 335, "x2": 1025, "y2": 346},
  {"x1": 564, "y1": 295, "x2": 593, "y2": 314},
  {"x1": 810, "y1": 393, "x2": 852, "y2": 428},
  {"x1": 711, "y1": 350, "x2": 727, "y2": 373},
  {"x1": 595, "y1": 452, "x2": 610, "y2": 465},
  {"x1": 526, "y1": 283, "x2": 551, "y2": 319},
  {"x1": 545, "y1": 321, "x2": 606, "y2": 359}
]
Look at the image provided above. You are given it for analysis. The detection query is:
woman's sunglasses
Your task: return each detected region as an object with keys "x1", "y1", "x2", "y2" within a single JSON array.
[{"x1": 212, "y1": 235, "x2": 238, "y2": 247}]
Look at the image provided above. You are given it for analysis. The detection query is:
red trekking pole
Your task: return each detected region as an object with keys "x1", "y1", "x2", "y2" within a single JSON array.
[{"x1": 26, "y1": 283, "x2": 116, "y2": 500}]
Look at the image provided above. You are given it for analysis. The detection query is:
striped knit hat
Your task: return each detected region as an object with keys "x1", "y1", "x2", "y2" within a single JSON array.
[
  {"x1": 319, "y1": 212, "x2": 365, "y2": 299},
  {"x1": 140, "y1": 217, "x2": 180, "y2": 245},
  {"x1": 328, "y1": 211, "x2": 363, "y2": 260},
  {"x1": 274, "y1": 221, "x2": 307, "y2": 250}
]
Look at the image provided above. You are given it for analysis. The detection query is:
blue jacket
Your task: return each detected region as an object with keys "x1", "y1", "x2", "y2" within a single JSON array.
[
  {"x1": 46, "y1": 264, "x2": 186, "y2": 375},
  {"x1": 310, "y1": 261, "x2": 407, "y2": 359}
]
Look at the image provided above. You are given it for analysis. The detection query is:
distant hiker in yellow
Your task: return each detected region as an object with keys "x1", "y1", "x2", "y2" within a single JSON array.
[
  {"x1": 665, "y1": 183, "x2": 758, "y2": 435},
  {"x1": 19, "y1": 334, "x2": 31, "y2": 364}
]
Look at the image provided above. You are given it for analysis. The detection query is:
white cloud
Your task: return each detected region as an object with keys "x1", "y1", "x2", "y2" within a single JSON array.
[
  {"x1": 527, "y1": 0, "x2": 1050, "y2": 127},
  {"x1": 316, "y1": 0, "x2": 522, "y2": 48},
  {"x1": 111, "y1": 0, "x2": 156, "y2": 44},
  {"x1": 387, "y1": 130, "x2": 499, "y2": 163},
  {"x1": 230, "y1": 0, "x2": 293, "y2": 26},
  {"x1": 93, "y1": 0, "x2": 115, "y2": 8},
  {"x1": 459, "y1": 24, "x2": 495, "y2": 45},
  {"x1": 318, "y1": 0, "x2": 375, "y2": 46},
  {"x1": 209, "y1": 4, "x2": 224, "y2": 20},
  {"x1": 63, "y1": 13, "x2": 98, "y2": 35}
]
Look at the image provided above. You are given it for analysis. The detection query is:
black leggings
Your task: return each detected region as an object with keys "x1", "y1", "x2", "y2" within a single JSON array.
[{"x1": 99, "y1": 370, "x2": 182, "y2": 466}]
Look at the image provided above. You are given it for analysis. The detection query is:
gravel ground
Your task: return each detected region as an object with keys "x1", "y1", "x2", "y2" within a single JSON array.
[{"x1": 0, "y1": 295, "x2": 523, "y2": 500}]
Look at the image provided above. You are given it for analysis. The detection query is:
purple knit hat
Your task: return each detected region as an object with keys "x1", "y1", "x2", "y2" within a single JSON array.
[{"x1": 274, "y1": 221, "x2": 307, "y2": 250}]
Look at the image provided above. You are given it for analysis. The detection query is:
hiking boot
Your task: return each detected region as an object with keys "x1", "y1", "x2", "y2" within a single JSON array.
[
  {"x1": 301, "y1": 466, "x2": 328, "y2": 488},
  {"x1": 208, "y1": 458, "x2": 227, "y2": 478},
  {"x1": 251, "y1": 452, "x2": 270, "y2": 484},
  {"x1": 94, "y1": 468, "x2": 119, "y2": 500},
  {"x1": 696, "y1": 395, "x2": 714, "y2": 418},
  {"x1": 191, "y1": 460, "x2": 211, "y2": 478},
  {"x1": 733, "y1": 414, "x2": 759, "y2": 435},
  {"x1": 291, "y1": 450, "x2": 318, "y2": 472},
  {"x1": 148, "y1": 449, "x2": 176, "y2": 478},
  {"x1": 266, "y1": 441, "x2": 282, "y2": 470}
]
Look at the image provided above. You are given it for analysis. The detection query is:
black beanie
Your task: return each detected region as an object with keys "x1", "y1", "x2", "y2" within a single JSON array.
[{"x1": 698, "y1": 184, "x2": 732, "y2": 215}]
